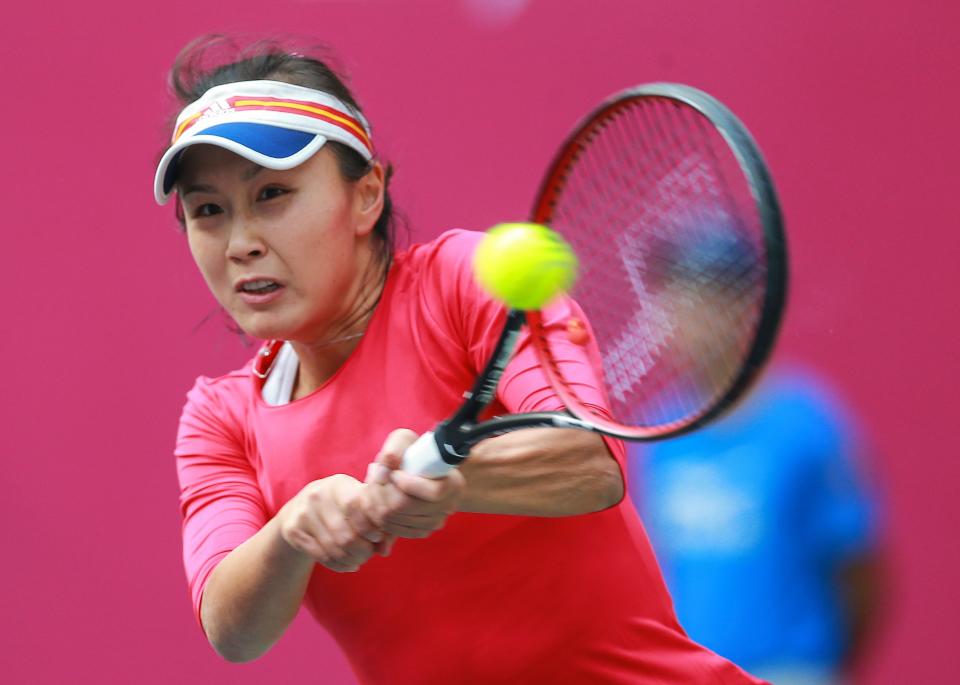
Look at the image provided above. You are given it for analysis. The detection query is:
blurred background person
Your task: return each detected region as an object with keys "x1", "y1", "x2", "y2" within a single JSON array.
[{"x1": 630, "y1": 366, "x2": 885, "y2": 684}]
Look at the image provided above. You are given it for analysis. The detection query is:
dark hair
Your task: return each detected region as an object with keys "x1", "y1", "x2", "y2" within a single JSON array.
[{"x1": 165, "y1": 35, "x2": 396, "y2": 263}]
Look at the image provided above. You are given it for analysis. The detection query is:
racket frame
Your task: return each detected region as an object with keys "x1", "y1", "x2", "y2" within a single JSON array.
[
  {"x1": 408, "y1": 83, "x2": 788, "y2": 472},
  {"x1": 530, "y1": 82, "x2": 788, "y2": 440}
]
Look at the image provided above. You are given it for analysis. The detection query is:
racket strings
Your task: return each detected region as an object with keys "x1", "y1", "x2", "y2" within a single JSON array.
[
  {"x1": 615, "y1": 102, "x2": 727, "y2": 417},
  {"x1": 663, "y1": 101, "x2": 762, "y2": 378},
  {"x1": 543, "y1": 96, "x2": 768, "y2": 430},
  {"x1": 653, "y1": 100, "x2": 764, "y2": 420},
  {"x1": 598, "y1": 107, "x2": 691, "y2": 419},
  {"x1": 551, "y1": 119, "x2": 673, "y2": 407}
]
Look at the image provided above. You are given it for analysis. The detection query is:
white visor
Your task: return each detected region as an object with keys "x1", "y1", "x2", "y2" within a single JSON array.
[{"x1": 154, "y1": 80, "x2": 373, "y2": 205}]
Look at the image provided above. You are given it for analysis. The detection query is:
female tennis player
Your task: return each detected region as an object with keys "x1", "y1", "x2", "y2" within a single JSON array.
[{"x1": 159, "y1": 37, "x2": 767, "y2": 685}]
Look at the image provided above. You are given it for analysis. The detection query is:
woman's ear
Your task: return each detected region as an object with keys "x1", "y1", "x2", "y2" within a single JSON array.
[{"x1": 354, "y1": 162, "x2": 385, "y2": 237}]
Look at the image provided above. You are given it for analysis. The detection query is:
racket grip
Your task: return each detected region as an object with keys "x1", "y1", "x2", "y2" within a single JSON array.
[{"x1": 401, "y1": 432, "x2": 456, "y2": 479}]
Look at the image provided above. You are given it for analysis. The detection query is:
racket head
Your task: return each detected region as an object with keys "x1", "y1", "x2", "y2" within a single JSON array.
[{"x1": 531, "y1": 83, "x2": 787, "y2": 441}]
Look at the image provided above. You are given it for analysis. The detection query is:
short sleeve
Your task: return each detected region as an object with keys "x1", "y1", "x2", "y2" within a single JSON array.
[
  {"x1": 175, "y1": 374, "x2": 267, "y2": 627},
  {"x1": 781, "y1": 373, "x2": 881, "y2": 563},
  {"x1": 808, "y1": 415, "x2": 880, "y2": 563}
]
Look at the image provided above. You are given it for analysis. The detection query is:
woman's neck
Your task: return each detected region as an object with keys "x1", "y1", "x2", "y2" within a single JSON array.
[{"x1": 289, "y1": 247, "x2": 389, "y2": 399}]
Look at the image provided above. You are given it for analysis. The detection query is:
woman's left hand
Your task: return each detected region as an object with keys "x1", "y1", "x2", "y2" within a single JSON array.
[{"x1": 359, "y1": 429, "x2": 466, "y2": 540}]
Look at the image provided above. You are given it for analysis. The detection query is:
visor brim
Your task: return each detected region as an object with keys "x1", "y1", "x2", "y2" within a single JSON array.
[{"x1": 154, "y1": 123, "x2": 325, "y2": 205}]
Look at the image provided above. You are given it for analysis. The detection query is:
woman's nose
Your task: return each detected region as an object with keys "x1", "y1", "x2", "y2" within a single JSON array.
[{"x1": 226, "y1": 220, "x2": 267, "y2": 262}]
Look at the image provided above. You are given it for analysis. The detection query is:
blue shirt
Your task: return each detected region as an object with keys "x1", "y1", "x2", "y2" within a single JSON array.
[{"x1": 630, "y1": 368, "x2": 879, "y2": 672}]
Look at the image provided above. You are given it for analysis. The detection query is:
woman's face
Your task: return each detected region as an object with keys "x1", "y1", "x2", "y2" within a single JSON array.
[{"x1": 177, "y1": 145, "x2": 384, "y2": 343}]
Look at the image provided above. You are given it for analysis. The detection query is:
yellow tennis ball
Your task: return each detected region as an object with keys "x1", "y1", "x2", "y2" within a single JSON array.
[{"x1": 473, "y1": 222, "x2": 578, "y2": 310}]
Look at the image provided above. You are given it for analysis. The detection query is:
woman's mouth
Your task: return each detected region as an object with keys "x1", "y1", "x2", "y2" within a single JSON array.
[
  {"x1": 236, "y1": 278, "x2": 285, "y2": 305},
  {"x1": 240, "y1": 279, "x2": 281, "y2": 294}
]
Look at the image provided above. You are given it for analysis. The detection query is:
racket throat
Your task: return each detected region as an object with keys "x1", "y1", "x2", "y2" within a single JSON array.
[{"x1": 432, "y1": 421, "x2": 472, "y2": 464}]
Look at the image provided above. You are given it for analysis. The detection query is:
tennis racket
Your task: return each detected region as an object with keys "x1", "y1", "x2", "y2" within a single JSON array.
[{"x1": 402, "y1": 83, "x2": 788, "y2": 478}]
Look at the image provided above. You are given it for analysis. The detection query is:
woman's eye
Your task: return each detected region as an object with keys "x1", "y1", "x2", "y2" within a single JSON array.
[
  {"x1": 193, "y1": 203, "x2": 222, "y2": 218},
  {"x1": 258, "y1": 186, "x2": 288, "y2": 201}
]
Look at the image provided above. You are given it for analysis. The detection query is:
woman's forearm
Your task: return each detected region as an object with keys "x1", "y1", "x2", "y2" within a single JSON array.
[
  {"x1": 458, "y1": 428, "x2": 623, "y2": 516},
  {"x1": 197, "y1": 429, "x2": 622, "y2": 660},
  {"x1": 199, "y1": 513, "x2": 315, "y2": 663},
  {"x1": 199, "y1": 475, "x2": 381, "y2": 661}
]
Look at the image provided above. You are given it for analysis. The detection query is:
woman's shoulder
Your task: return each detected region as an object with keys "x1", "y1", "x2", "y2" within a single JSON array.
[
  {"x1": 188, "y1": 365, "x2": 250, "y2": 395},
  {"x1": 399, "y1": 228, "x2": 484, "y2": 271},
  {"x1": 393, "y1": 228, "x2": 487, "y2": 300},
  {"x1": 174, "y1": 362, "x2": 256, "y2": 455},
  {"x1": 180, "y1": 363, "x2": 254, "y2": 428}
]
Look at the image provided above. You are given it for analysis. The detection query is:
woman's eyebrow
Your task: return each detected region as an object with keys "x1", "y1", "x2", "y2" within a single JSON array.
[
  {"x1": 181, "y1": 183, "x2": 216, "y2": 196},
  {"x1": 242, "y1": 164, "x2": 265, "y2": 181},
  {"x1": 180, "y1": 164, "x2": 264, "y2": 195}
]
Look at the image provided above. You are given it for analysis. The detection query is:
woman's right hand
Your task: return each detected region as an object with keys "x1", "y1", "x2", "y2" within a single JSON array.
[{"x1": 277, "y1": 474, "x2": 384, "y2": 573}]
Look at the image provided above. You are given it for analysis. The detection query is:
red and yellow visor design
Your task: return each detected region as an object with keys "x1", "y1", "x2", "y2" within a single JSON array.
[{"x1": 154, "y1": 80, "x2": 374, "y2": 205}]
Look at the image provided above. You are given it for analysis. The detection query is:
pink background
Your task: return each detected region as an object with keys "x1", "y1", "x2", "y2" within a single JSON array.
[{"x1": 2, "y1": 0, "x2": 957, "y2": 682}]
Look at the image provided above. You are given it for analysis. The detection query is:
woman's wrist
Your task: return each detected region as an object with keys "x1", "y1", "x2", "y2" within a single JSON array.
[{"x1": 273, "y1": 488, "x2": 327, "y2": 566}]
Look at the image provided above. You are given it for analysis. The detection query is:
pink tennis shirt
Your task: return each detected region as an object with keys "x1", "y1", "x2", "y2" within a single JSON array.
[{"x1": 175, "y1": 229, "x2": 766, "y2": 684}]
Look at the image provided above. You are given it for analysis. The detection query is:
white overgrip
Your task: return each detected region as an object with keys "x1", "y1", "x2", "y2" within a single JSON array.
[{"x1": 401, "y1": 431, "x2": 455, "y2": 478}]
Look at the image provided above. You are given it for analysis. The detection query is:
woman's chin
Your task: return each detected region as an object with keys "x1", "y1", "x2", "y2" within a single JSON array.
[{"x1": 232, "y1": 313, "x2": 294, "y2": 342}]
